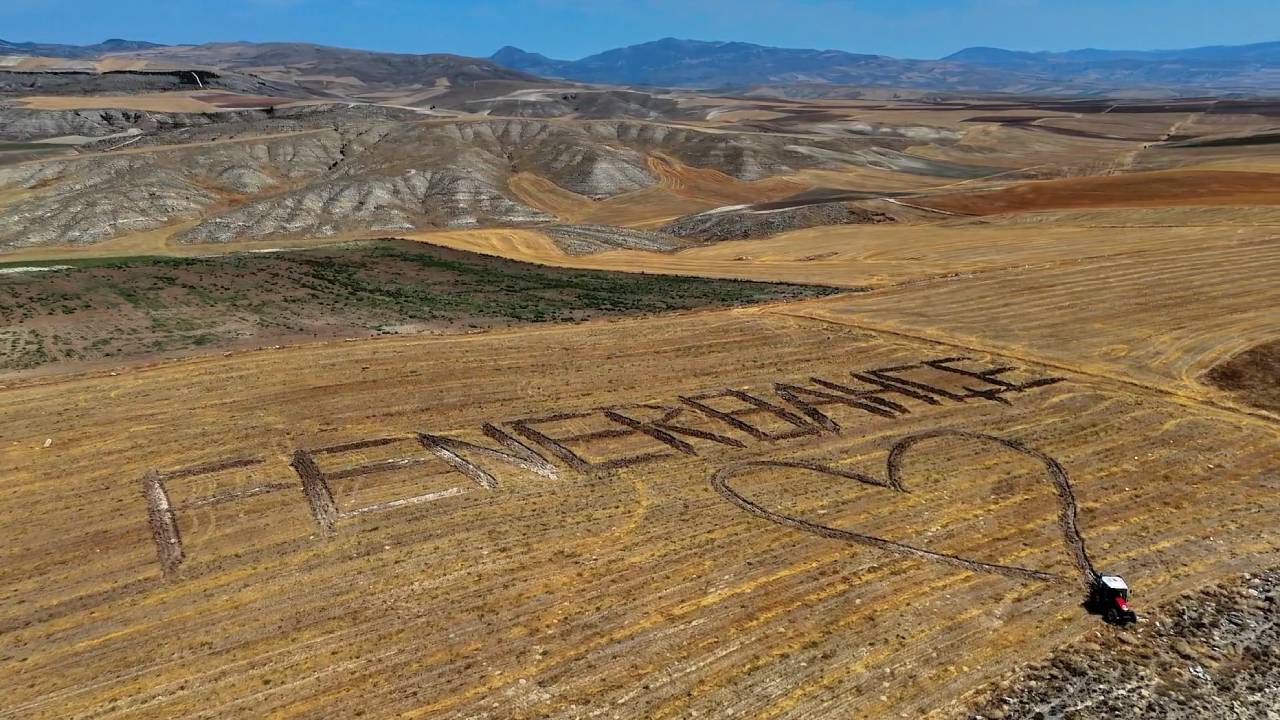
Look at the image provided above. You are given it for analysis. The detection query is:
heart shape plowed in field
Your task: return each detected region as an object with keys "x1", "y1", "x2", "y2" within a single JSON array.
[{"x1": 711, "y1": 429, "x2": 1095, "y2": 588}]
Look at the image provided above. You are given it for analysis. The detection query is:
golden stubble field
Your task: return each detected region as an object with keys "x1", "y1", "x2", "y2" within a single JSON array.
[{"x1": 2, "y1": 221, "x2": 1278, "y2": 718}]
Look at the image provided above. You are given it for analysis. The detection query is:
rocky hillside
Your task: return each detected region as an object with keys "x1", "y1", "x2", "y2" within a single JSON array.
[
  {"x1": 966, "y1": 570, "x2": 1280, "y2": 719},
  {"x1": 0, "y1": 109, "x2": 995, "y2": 249},
  {"x1": 0, "y1": 68, "x2": 305, "y2": 99},
  {"x1": 463, "y1": 89, "x2": 685, "y2": 120},
  {"x1": 662, "y1": 202, "x2": 894, "y2": 242},
  {"x1": 0, "y1": 40, "x2": 551, "y2": 103},
  {"x1": 492, "y1": 37, "x2": 1280, "y2": 94},
  {"x1": 106, "y1": 42, "x2": 544, "y2": 97},
  {"x1": 0, "y1": 103, "x2": 416, "y2": 142}
]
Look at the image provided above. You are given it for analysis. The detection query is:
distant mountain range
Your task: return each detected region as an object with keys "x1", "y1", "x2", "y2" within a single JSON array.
[
  {"x1": 3, "y1": 36, "x2": 1278, "y2": 95},
  {"x1": 0, "y1": 38, "x2": 164, "y2": 59},
  {"x1": 944, "y1": 42, "x2": 1280, "y2": 66},
  {"x1": 490, "y1": 37, "x2": 1280, "y2": 94},
  {"x1": 491, "y1": 39, "x2": 935, "y2": 88},
  {"x1": 115, "y1": 42, "x2": 538, "y2": 87},
  {"x1": 0, "y1": 40, "x2": 539, "y2": 98}
]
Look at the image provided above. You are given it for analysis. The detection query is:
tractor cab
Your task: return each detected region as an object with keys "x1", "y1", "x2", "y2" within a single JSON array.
[{"x1": 1087, "y1": 573, "x2": 1137, "y2": 625}]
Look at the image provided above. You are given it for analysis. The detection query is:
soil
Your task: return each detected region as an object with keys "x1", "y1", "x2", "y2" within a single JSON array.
[
  {"x1": 4, "y1": 296, "x2": 1277, "y2": 720},
  {"x1": 0, "y1": 240, "x2": 836, "y2": 374},
  {"x1": 539, "y1": 224, "x2": 699, "y2": 254},
  {"x1": 915, "y1": 170, "x2": 1280, "y2": 216},
  {"x1": 1166, "y1": 133, "x2": 1280, "y2": 148},
  {"x1": 965, "y1": 568, "x2": 1280, "y2": 719},
  {"x1": 662, "y1": 202, "x2": 895, "y2": 242},
  {"x1": 752, "y1": 188, "x2": 910, "y2": 210},
  {"x1": 1203, "y1": 340, "x2": 1280, "y2": 414}
]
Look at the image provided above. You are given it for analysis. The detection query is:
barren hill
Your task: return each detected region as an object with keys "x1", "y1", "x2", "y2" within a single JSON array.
[
  {"x1": 0, "y1": 41, "x2": 552, "y2": 105},
  {"x1": 0, "y1": 109, "x2": 998, "y2": 249},
  {"x1": 492, "y1": 36, "x2": 1280, "y2": 94},
  {"x1": 117, "y1": 42, "x2": 539, "y2": 86},
  {"x1": 0, "y1": 37, "x2": 163, "y2": 58}
]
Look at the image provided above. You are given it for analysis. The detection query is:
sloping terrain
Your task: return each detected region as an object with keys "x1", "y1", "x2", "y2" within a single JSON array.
[
  {"x1": 126, "y1": 42, "x2": 534, "y2": 83},
  {"x1": 967, "y1": 569, "x2": 1279, "y2": 719},
  {"x1": 0, "y1": 112, "x2": 1001, "y2": 249},
  {"x1": 914, "y1": 169, "x2": 1280, "y2": 215},
  {"x1": 6, "y1": 35, "x2": 1280, "y2": 99},
  {"x1": 2, "y1": 81, "x2": 1280, "y2": 720},
  {"x1": 463, "y1": 89, "x2": 687, "y2": 120},
  {"x1": 0, "y1": 102, "x2": 415, "y2": 142},
  {"x1": 106, "y1": 42, "x2": 547, "y2": 102},
  {"x1": 662, "y1": 201, "x2": 894, "y2": 242},
  {"x1": 945, "y1": 40, "x2": 1280, "y2": 92},
  {"x1": 0, "y1": 37, "x2": 163, "y2": 59},
  {"x1": 1205, "y1": 340, "x2": 1280, "y2": 414},
  {"x1": 490, "y1": 37, "x2": 1280, "y2": 94},
  {"x1": 0, "y1": 240, "x2": 832, "y2": 372},
  {"x1": 4, "y1": 93, "x2": 1278, "y2": 271},
  {"x1": 2, "y1": 248, "x2": 1278, "y2": 717},
  {"x1": 0, "y1": 68, "x2": 307, "y2": 99},
  {"x1": 539, "y1": 224, "x2": 697, "y2": 254},
  {"x1": 0, "y1": 42, "x2": 557, "y2": 111}
]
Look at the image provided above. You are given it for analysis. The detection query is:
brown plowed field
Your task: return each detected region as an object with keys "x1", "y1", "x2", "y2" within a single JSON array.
[
  {"x1": 18, "y1": 93, "x2": 226, "y2": 113},
  {"x1": 915, "y1": 169, "x2": 1280, "y2": 215}
]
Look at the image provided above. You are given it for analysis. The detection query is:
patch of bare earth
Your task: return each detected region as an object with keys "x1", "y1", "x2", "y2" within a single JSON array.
[
  {"x1": 1204, "y1": 340, "x2": 1280, "y2": 414},
  {"x1": 916, "y1": 170, "x2": 1280, "y2": 216},
  {"x1": 965, "y1": 569, "x2": 1280, "y2": 720}
]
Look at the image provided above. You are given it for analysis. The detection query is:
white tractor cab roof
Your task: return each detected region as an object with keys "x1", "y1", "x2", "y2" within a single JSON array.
[{"x1": 1099, "y1": 575, "x2": 1129, "y2": 591}]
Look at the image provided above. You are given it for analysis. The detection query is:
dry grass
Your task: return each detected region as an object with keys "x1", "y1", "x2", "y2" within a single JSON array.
[
  {"x1": 15, "y1": 91, "x2": 298, "y2": 112},
  {"x1": 401, "y1": 219, "x2": 1277, "y2": 291},
  {"x1": 18, "y1": 93, "x2": 225, "y2": 113},
  {"x1": 2, "y1": 288, "x2": 1276, "y2": 718}
]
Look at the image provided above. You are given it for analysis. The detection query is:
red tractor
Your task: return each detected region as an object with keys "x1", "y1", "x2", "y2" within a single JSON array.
[{"x1": 1087, "y1": 573, "x2": 1137, "y2": 625}]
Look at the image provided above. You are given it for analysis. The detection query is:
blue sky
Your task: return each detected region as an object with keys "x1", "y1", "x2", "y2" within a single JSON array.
[{"x1": 3, "y1": 0, "x2": 1278, "y2": 60}]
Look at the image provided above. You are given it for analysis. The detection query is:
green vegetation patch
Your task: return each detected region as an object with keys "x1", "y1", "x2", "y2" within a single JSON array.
[{"x1": 0, "y1": 240, "x2": 842, "y2": 371}]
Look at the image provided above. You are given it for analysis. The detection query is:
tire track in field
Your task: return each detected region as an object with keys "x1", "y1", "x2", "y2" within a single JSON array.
[{"x1": 711, "y1": 429, "x2": 1097, "y2": 590}]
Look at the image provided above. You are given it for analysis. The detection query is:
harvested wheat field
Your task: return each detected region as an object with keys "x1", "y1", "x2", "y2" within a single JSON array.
[
  {"x1": 3, "y1": 219, "x2": 1279, "y2": 718},
  {"x1": 400, "y1": 219, "x2": 1279, "y2": 290}
]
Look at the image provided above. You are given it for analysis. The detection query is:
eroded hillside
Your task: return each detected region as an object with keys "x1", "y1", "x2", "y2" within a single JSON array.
[{"x1": 0, "y1": 107, "x2": 1004, "y2": 249}]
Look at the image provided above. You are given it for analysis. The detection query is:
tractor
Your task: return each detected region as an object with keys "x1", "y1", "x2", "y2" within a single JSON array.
[{"x1": 1086, "y1": 573, "x2": 1137, "y2": 625}]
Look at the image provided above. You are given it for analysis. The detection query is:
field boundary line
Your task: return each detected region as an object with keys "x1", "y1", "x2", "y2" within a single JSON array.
[{"x1": 765, "y1": 308, "x2": 1280, "y2": 430}]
